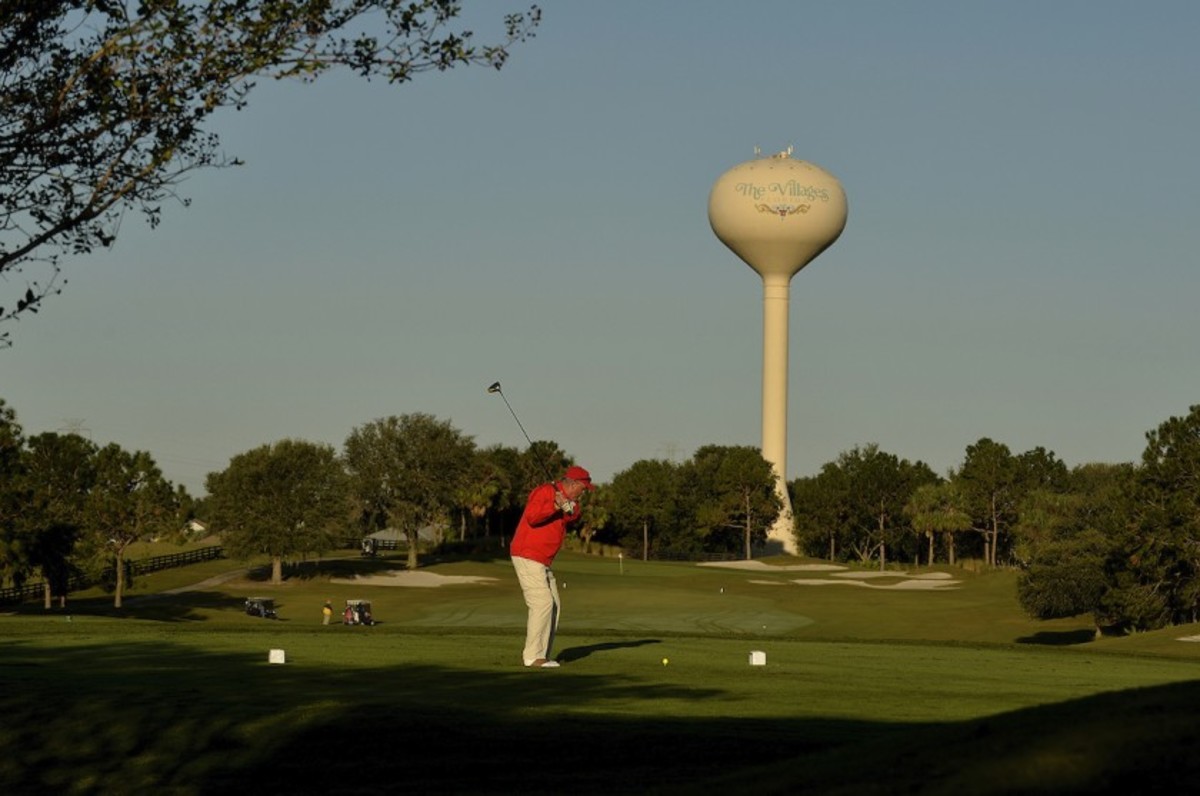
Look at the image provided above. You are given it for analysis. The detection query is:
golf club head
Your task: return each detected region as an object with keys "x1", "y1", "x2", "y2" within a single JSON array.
[{"x1": 487, "y1": 382, "x2": 502, "y2": 394}]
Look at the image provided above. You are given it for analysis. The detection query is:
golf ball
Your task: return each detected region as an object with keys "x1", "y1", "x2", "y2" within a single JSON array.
[{"x1": 662, "y1": 657, "x2": 669, "y2": 666}]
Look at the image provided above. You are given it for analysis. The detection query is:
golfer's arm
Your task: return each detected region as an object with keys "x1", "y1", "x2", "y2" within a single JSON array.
[{"x1": 525, "y1": 488, "x2": 562, "y2": 526}]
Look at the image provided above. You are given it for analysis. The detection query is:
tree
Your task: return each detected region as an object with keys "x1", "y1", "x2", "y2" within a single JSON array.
[
  {"x1": 81, "y1": 443, "x2": 178, "y2": 607},
  {"x1": 0, "y1": 399, "x2": 29, "y2": 587},
  {"x1": 475, "y1": 443, "x2": 524, "y2": 540},
  {"x1": 1096, "y1": 406, "x2": 1200, "y2": 631},
  {"x1": 0, "y1": 412, "x2": 91, "y2": 608},
  {"x1": 343, "y1": 413, "x2": 475, "y2": 570},
  {"x1": 833, "y1": 444, "x2": 936, "y2": 569},
  {"x1": 683, "y1": 445, "x2": 781, "y2": 560},
  {"x1": 206, "y1": 438, "x2": 347, "y2": 584},
  {"x1": 1015, "y1": 446, "x2": 1070, "y2": 493},
  {"x1": 956, "y1": 440, "x2": 1070, "y2": 567},
  {"x1": 1012, "y1": 489, "x2": 1109, "y2": 620},
  {"x1": 791, "y1": 464, "x2": 852, "y2": 561},
  {"x1": 576, "y1": 483, "x2": 611, "y2": 555},
  {"x1": 20, "y1": 432, "x2": 98, "y2": 607},
  {"x1": 455, "y1": 446, "x2": 509, "y2": 542},
  {"x1": 0, "y1": 0, "x2": 541, "y2": 345},
  {"x1": 607, "y1": 459, "x2": 681, "y2": 560},
  {"x1": 904, "y1": 480, "x2": 972, "y2": 566},
  {"x1": 955, "y1": 438, "x2": 1019, "y2": 567},
  {"x1": 1067, "y1": 462, "x2": 1137, "y2": 540}
]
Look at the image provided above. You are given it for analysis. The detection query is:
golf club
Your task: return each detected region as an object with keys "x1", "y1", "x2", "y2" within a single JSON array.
[{"x1": 487, "y1": 381, "x2": 559, "y2": 485}]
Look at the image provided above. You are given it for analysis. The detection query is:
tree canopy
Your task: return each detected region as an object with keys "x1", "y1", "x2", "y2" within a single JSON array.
[
  {"x1": 791, "y1": 444, "x2": 936, "y2": 568},
  {"x1": 343, "y1": 413, "x2": 476, "y2": 569},
  {"x1": 684, "y1": 445, "x2": 781, "y2": 560},
  {"x1": 904, "y1": 481, "x2": 972, "y2": 566},
  {"x1": 1096, "y1": 405, "x2": 1200, "y2": 630},
  {"x1": 0, "y1": 0, "x2": 540, "y2": 345},
  {"x1": 606, "y1": 458, "x2": 681, "y2": 560},
  {"x1": 956, "y1": 439, "x2": 1068, "y2": 567},
  {"x1": 206, "y1": 438, "x2": 349, "y2": 584},
  {"x1": 0, "y1": 399, "x2": 27, "y2": 586},
  {"x1": 19, "y1": 431, "x2": 98, "y2": 607},
  {"x1": 600, "y1": 447, "x2": 780, "y2": 560},
  {"x1": 81, "y1": 443, "x2": 179, "y2": 606}
]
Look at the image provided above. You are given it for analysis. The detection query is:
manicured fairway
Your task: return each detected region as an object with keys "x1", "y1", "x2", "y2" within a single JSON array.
[{"x1": 2, "y1": 552, "x2": 1199, "y2": 794}]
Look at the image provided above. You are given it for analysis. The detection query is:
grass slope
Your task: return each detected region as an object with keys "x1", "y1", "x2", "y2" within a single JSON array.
[{"x1": 2, "y1": 551, "x2": 1198, "y2": 794}]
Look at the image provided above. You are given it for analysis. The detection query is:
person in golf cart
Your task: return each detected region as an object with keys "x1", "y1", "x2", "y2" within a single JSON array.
[{"x1": 343, "y1": 599, "x2": 375, "y2": 626}]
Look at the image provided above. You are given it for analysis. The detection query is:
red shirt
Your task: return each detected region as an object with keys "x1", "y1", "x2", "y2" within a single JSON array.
[{"x1": 510, "y1": 481, "x2": 580, "y2": 566}]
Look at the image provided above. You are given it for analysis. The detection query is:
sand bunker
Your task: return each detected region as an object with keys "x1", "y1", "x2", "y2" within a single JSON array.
[
  {"x1": 790, "y1": 578, "x2": 960, "y2": 591},
  {"x1": 330, "y1": 570, "x2": 498, "y2": 588},
  {"x1": 830, "y1": 570, "x2": 956, "y2": 581},
  {"x1": 699, "y1": 560, "x2": 846, "y2": 572},
  {"x1": 701, "y1": 560, "x2": 961, "y2": 590}
]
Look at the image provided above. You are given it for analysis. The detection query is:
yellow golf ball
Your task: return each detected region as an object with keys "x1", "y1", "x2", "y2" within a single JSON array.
[{"x1": 662, "y1": 657, "x2": 669, "y2": 666}]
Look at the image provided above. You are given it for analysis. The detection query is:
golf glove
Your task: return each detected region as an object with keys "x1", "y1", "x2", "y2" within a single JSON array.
[{"x1": 558, "y1": 499, "x2": 577, "y2": 515}]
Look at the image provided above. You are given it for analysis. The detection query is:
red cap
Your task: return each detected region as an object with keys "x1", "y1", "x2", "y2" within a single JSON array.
[{"x1": 564, "y1": 465, "x2": 595, "y2": 490}]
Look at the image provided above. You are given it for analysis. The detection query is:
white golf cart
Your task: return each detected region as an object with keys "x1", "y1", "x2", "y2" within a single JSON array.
[{"x1": 342, "y1": 599, "x2": 376, "y2": 626}]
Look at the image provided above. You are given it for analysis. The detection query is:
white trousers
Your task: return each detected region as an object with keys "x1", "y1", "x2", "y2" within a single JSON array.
[{"x1": 511, "y1": 556, "x2": 560, "y2": 665}]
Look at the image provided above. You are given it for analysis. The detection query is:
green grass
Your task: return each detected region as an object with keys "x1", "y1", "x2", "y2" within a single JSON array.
[{"x1": 2, "y1": 551, "x2": 1199, "y2": 794}]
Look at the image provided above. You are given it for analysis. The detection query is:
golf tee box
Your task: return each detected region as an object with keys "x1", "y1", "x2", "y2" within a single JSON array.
[
  {"x1": 269, "y1": 649, "x2": 286, "y2": 665},
  {"x1": 749, "y1": 650, "x2": 766, "y2": 666}
]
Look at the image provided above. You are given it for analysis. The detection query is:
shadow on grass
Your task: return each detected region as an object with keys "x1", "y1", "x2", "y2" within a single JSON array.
[
  {"x1": 558, "y1": 638, "x2": 663, "y2": 662},
  {"x1": 5, "y1": 591, "x2": 247, "y2": 622},
  {"x1": 1016, "y1": 628, "x2": 1097, "y2": 646},
  {"x1": 3, "y1": 637, "x2": 1200, "y2": 795},
  {"x1": 697, "y1": 679, "x2": 1200, "y2": 796},
  {"x1": 0, "y1": 637, "x2": 744, "y2": 795}
]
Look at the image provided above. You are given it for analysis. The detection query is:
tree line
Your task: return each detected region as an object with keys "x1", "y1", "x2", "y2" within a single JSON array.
[
  {"x1": 1, "y1": 399, "x2": 192, "y2": 608},
  {"x1": 0, "y1": 397, "x2": 783, "y2": 606},
  {"x1": 785, "y1": 409, "x2": 1200, "y2": 635},
  {"x1": 4, "y1": 395, "x2": 1199, "y2": 634}
]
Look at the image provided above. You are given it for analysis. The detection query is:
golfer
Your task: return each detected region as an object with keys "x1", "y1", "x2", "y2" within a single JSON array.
[{"x1": 510, "y1": 465, "x2": 595, "y2": 668}]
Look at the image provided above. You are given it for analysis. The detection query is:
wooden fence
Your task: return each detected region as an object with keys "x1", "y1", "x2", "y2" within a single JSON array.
[{"x1": 0, "y1": 545, "x2": 225, "y2": 604}]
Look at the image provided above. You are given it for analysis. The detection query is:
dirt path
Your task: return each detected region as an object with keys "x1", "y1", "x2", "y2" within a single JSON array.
[{"x1": 162, "y1": 569, "x2": 252, "y2": 594}]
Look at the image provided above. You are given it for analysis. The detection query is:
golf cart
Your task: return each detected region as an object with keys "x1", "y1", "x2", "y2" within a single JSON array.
[
  {"x1": 342, "y1": 599, "x2": 376, "y2": 626},
  {"x1": 244, "y1": 597, "x2": 278, "y2": 620}
]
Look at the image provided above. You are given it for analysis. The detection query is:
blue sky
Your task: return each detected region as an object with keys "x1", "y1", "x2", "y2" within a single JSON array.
[{"x1": 4, "y1": 1, "x2": 1199, "y2": 495}]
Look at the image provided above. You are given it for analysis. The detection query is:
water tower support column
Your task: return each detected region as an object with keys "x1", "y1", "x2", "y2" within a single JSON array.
[{"x1": 762, "y1": 274, "x2": 796, "y2": 553}]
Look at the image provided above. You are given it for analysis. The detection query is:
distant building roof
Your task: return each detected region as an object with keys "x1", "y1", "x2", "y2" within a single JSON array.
[{"x1": 366, "y1": 524, "x2": 447, "y2": 543}]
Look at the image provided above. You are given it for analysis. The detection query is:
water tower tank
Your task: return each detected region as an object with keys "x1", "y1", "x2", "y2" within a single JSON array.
[{"x1": 708, "y1": 149, "x2": 847, "y2": 279}]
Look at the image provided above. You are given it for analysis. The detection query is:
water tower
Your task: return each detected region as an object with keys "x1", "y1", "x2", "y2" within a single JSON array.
[{"x1": 708, "y1": 148, "x2": 848, "y2": 554}]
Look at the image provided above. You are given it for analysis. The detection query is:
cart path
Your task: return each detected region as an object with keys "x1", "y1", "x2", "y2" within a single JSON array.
[{"x1": 162, "y1": 568, "x2": 253, "y2": 594}]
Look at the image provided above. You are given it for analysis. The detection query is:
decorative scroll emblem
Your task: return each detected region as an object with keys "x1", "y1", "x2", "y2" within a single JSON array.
[{"x1": 755, "y1": 203, "x2": 811, "y2": 218}]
